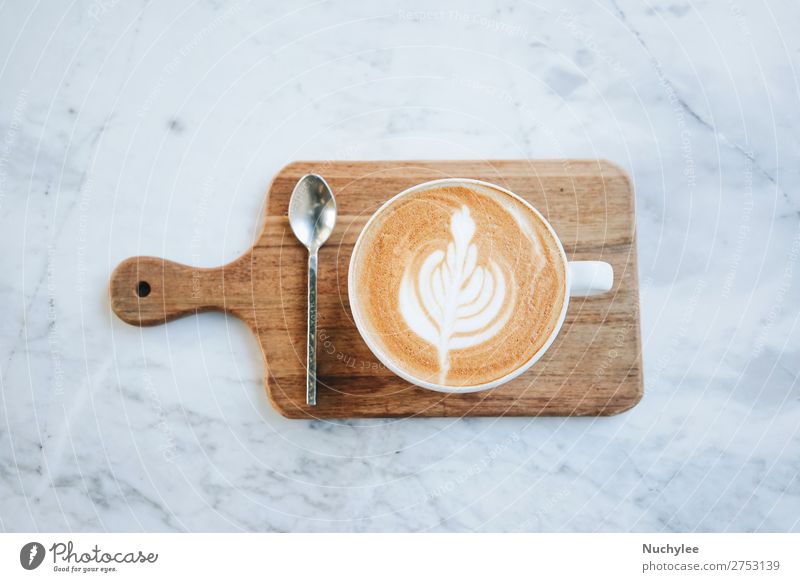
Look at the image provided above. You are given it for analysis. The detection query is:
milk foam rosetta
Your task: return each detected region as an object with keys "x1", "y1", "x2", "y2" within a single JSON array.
[
  {"x1": 351, "y1": 182, "x2": 567, "y2": 387},
  {"x1": 399, "y1": 206, "x2": 515, "y2": 384}
]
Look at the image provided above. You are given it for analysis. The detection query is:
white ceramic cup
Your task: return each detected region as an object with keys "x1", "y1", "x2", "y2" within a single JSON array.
[{"x1": 348, "y1": 178, "x2": 613, "y2": 393}]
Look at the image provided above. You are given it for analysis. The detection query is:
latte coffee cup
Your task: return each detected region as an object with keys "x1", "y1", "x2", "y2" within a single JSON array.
[{"x1": 348, "y1": 178, "x2": 613, "y2": 393}]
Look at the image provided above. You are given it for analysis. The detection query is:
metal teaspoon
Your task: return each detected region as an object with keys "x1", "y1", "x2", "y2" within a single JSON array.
[{"x1": 288, "y1": 174, "x2": 337, "y2": 406}]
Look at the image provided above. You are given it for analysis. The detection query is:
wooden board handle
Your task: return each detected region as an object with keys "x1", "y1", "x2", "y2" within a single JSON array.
[{"x1": 109, "y1": 256, "x2": 231, "y2": 326}]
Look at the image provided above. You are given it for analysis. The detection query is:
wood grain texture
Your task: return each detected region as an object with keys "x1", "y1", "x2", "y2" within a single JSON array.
[{"x1": 110, "y1": 160, "x2": 643, "y2": 418}]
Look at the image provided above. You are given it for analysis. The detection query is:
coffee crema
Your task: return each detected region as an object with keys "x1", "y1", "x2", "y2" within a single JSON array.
[{"x1": 350, "y1": 181, "x2": 567, "y2": 388}]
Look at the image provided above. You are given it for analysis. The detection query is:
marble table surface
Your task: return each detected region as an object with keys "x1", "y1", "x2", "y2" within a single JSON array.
[{"x1": 1, "y1": 0, "x2": 798, "y2": 532}]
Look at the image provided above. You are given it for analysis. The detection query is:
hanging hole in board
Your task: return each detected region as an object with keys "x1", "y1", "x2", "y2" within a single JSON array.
[{"x1": 136, "y1": 281, "x2": 151, "y2": 298}]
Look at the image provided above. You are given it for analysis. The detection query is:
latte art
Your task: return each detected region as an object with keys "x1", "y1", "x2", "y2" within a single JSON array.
[
  {"x1": 350, "y1": 181, "x2": 567, "y2": 388},
  {"x1": 399, "y1": 206, "x2": 515, "y2": 383}
]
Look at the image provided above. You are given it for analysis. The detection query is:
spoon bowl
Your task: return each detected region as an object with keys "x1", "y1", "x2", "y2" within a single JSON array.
[{"x1": 289, "y1": 174, "x2": 336, "y2": 251}]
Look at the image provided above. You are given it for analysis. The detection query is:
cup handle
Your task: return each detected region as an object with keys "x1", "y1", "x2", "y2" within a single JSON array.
[{"x1": 568, "y1": 261, "x2": 614, "y2": 296}]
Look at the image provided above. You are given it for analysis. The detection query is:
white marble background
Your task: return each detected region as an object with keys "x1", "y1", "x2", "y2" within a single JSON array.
[{"x1": 1, "y1": 0, "x2": 798, "y2": 532}]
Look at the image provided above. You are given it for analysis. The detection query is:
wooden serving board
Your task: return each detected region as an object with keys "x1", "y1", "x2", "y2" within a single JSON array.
[{"x1": 110, "y1": 160, "x2": 642, "y2": 418}]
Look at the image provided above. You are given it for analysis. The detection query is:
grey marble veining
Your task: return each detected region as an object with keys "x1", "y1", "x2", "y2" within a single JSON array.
[{"x1": 0, "y1": 0, "x2": 798, "y2": 532}]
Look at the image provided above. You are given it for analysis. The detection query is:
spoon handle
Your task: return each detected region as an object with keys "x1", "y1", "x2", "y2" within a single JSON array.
[{"x1": 306, "y1": 250, "x2": 318, "y2": 405}]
